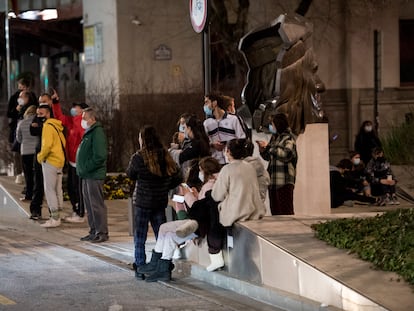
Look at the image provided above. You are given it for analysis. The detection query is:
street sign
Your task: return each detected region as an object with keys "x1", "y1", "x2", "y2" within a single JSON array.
[{"x1": 189, "y1": 0, "x2": 207, "y2": 33}]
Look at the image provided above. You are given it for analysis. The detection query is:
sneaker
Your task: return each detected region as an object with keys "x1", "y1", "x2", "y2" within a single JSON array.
[
  {"x1": 172, "y1": 247, "x2": 181, "y2": 260},
  {"x1": 384, "y1": 193, "x2": 391, "y2": 205},
  {"x1": 65, "y1": 214, "x2": 85, "y2": 223},
  {"x1": 377, "y1": 196, "x2": 387, "y2": 206},
  {"x1": 343, "y1": 200, "x2": 354, "y2": 207},
  {"x1": 392, "y1": 194, "x2": 400, "y2": 205},
  {"x1": 29, "y1": 214, "x2": 40, "y2": 221},
  {"x1": 40, "y1": 218, "x2": 61, "y2": 228},
  {"x1": 19, "y1": 197, "x2": 31, "y2": 202}
]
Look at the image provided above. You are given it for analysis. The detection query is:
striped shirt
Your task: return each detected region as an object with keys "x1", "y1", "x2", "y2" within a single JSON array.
[
  {"x1": 260, "y1": 129, "x2": 297, "y2": 188},
  {"x1": 203, "y1": 112, "x2": 246, "y2": 164}
]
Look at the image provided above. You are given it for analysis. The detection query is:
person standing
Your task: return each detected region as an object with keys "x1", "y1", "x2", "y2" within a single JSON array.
[
  {"x1": 52, "y1": 99, "x2": 88, "y2": 223},
  {"x1": 77, "y1": 107, "x2": 109, "y2": 243},
  {"x1": 16, "y1": 105, "x2": 39, "y2": 202},
  {"x1": 126, "y1": 125, "x2": 182, "y2": 279},
  {"x1": 354, "y1": 120, "x2": 382, "y2": 165},
  {"x1": 29, "y1": 93, "x2": 57, "y2": 220},
  {"x1": 257, "y1": 113, "x2": 298, "y2": 215},
  {"x1": 36, "y1": 104, "x2": 66, "y2": 228},
  {"x1": 203, "y1": 93, "x2": 246, "y2": 165}
]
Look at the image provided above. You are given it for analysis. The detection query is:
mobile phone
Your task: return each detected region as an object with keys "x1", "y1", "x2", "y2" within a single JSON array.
[
  {"x1": 172, "y1": 194, "x2": 185, "y2": 203},
  {"x1": 181, "y1": 183, "x2": 193, "y2": 192}
]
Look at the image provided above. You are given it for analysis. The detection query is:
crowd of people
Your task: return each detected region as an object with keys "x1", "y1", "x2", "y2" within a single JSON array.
[
  {"x1": 7, "y1": 85, "x2": 297, "y2": 283},
  {"x1": 7, "y1": 81, "x2": 400, "y2": 283},
  {"x1": 7, "y1": 79, "x2": 108, "y2": 244},
  {"x1": 330, "y1": 120, "x2": 400, "y2": 208}
]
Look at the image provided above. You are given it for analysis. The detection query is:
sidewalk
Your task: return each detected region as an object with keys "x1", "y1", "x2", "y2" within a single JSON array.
[
  {"x1": 2, "y1": 175, "x2": 414, "y2": 310},
  {"x1": 0, "y1": 176, "x2": 139, "y2": 265}
]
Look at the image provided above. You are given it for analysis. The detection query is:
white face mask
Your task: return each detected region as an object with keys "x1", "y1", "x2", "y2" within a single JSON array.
[
  {"x1": 17, "y1": 98, "x2": 25, "y2": 106},
  {"x1": 198, "y1": 171, "x2": 204, "y2": 183},
  {"x1": 81, "y1": 119, "x2": 90, "y2": 130},
  {"x1": 364, "y1": 125, "x2": 372, "y2": 132},
  {"x1": 353, "y1": 158, "x2": 361, "y2": 166}
]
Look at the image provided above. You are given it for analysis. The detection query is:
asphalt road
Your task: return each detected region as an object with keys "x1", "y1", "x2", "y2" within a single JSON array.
[
  {"x1": 0, "y1": 178, "x2": 284, "y2": 311},
  {"x1": 0, "y1": 225, "x2": 283, "y2": 311}
]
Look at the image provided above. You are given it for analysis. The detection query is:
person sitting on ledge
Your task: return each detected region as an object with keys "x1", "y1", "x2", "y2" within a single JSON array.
[
  {"x1": 135, "y1": 156, "x2": 221, "y2": 282},
  {"x1": 330, "y1": 159, "x2": 377, "y2": 208}
]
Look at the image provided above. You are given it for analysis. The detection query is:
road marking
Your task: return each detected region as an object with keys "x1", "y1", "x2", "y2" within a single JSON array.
[{"x1": 0, "y1": 294, "x2": 16, "y2": 305}]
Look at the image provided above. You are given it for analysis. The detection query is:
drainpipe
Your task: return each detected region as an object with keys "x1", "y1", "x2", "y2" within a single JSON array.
[{"x1": 5, "y1": 0, "x2": 11, "y2": 100}]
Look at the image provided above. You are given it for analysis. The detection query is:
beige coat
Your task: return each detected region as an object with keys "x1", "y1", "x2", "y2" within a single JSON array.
[{"x1": 212, "y1": 160, "x2": 266, "y2": 227}]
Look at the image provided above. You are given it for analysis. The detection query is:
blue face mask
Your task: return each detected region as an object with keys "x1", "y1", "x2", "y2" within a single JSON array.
[
  {"x1": 178, "y1": 124, "x2": 186, "y2": 133},
  {"x1": 203, "y1": 105, "x2": 213, "y2": 117},
  {"x1": 70, "y1": 107, "x2": 78, "y2": 117},
  {"x1": 269, "y1": 124, "x2": 277, "y2": 134}
]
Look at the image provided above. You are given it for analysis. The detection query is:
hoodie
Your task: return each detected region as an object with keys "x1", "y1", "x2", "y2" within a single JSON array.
[{"x1": 37, "y1": 118, "x2": 66, "y2": 168}]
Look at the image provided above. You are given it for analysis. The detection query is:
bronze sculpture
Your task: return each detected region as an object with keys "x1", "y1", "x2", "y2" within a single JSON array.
[{"x1": 238, "y1": 13, "x2": 325, "y2": 135}]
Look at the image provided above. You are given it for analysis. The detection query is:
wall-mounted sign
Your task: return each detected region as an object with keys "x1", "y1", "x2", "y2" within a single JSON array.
[
  {"x1": 154, "y1": 44, "x2": 172, "y2": 61},
  {"x1": 189, "y1": 0, "x2": 208, "y2": 33},
  {"x1": 84, "y1": 23, "x2": 103, "y2": 64}
]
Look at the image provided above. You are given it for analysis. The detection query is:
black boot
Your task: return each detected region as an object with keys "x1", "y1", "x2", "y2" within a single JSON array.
[
  {"x1": 136, "y1": 250, "x2": 162, "y2": 275},
  {"x1": 145, "y1": 259, "x2": 172, "y2": 282},
  {"x1": 133, "y1": 263, "x2": 145, "y2": 280}
]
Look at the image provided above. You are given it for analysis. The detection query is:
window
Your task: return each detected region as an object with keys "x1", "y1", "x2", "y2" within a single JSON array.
[{"x1": 399, "y1": 20, "x2": 414, "y2": 86}]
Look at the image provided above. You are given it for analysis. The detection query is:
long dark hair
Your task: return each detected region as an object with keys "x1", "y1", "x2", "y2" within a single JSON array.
[
  {"x1": 139, "y1": 125, "x2": 177, "y2": 176},
  {"x1": 185, "y1": 115, "x2": 210, "y2": 156}
]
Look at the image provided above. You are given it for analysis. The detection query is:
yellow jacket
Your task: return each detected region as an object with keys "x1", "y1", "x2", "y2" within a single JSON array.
[{"x1": 37, "y1": 118, "x2": 66, "y2": 168}]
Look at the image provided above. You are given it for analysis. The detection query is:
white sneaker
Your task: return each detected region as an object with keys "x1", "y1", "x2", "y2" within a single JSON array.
[
  {"x1": 172, "y1": 247, "x2": 182, "y2": 260},
  {"x1": 40, "y1": 218, "x2": 61, "y2": 228},
  {"x1": 65, "y1": 214, "x2": 85, "y2": 223}
]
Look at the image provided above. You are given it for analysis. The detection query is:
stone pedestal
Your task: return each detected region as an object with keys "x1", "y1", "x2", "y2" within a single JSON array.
[{"x1": 293, "y1": 123, "x2": 331, "y2": 215}]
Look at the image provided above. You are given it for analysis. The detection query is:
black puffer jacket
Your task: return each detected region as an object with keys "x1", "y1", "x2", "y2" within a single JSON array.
[{"x1": 126, "y1": 150, "x2": 182, "y2": 210}]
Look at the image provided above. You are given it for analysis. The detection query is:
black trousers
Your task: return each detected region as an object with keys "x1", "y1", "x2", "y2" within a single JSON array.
[
  {"x1": 30, "y1": 156, "x2": 44, "y2": 216},
  {"x1": 68, "y1": 165, "x2": 84, "y2": 217},
  {"x1": 21, "y1": 154, "x2": 35, "y2": 199},
  {"x1": 206, "y1": 205, "x2": 225, "y2": 254}
]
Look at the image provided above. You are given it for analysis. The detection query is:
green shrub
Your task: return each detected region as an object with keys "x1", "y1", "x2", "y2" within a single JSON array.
[
  {"x1": 311, "y1": 209, "x2": 414, "y2": 285},
  {"x1": 381, "y1": 120, "x2": 414, "y2": 165}
]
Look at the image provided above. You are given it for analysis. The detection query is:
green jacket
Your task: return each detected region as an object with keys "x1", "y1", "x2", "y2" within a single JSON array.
[{"x1": 76, "y1": 122, "x2": 107, "y2": 179}]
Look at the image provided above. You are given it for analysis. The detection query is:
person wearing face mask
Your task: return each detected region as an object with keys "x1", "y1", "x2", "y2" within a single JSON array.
[
  {"x1": 329, "y1": 159, "x2": 377, "y2": 208},
  {"x1": 136, "y1": 156, "x2": 221, "y2": 282},
  {"x1": 28, "y1": 93, "x2": 56, "y2": 220},
  {"x1": 52, "y1": 98, "x2": 88, "y2": 223},
  {"x1": 16, "y1": 105, "x2": 39, "y2": 202},
  {"x1": 256, "y1": 113, "x2": 298, "y2": 215},
  {"x1": 36, "y1": 104, "x2": 66, "y2": 228},
  {"x1": 365, "y1": 147, "x2": 399, "y2": 205},
  {"x1": 203, "y1": 93, "x2": 246, "y2": 165},
  {"x1": 7, "y1": 78, "x2": 37, "y2": 147},
  {"x1": 345, "y1": 151, "x2": 372, "y2": 197},
  {"x1": 76, "y1": 107, "x2": 109, "y2": 242},
  {"x1": 169, "y1": 115, "x2": 211, "y2": 218},
  {"x1": 354, "y1": 120, "x2": 382, "y2": 165},
  {"x1": 210, "y1": 139, "x2": 266, "y2": 271}
]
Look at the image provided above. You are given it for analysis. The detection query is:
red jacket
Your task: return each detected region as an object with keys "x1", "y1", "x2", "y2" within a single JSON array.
[{"x1": 52, "y1": 103, "x2": 84, "y2": 164}]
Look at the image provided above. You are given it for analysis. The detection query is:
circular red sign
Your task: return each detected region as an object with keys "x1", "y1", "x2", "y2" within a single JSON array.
[{"x1": 189, "y1": 0, "x2": 208, "y2": 33}]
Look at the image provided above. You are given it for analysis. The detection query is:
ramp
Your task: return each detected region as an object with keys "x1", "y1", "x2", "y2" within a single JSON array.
[{"x1": 184, "y1": 216, "x2": 414, "y2": 311}]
